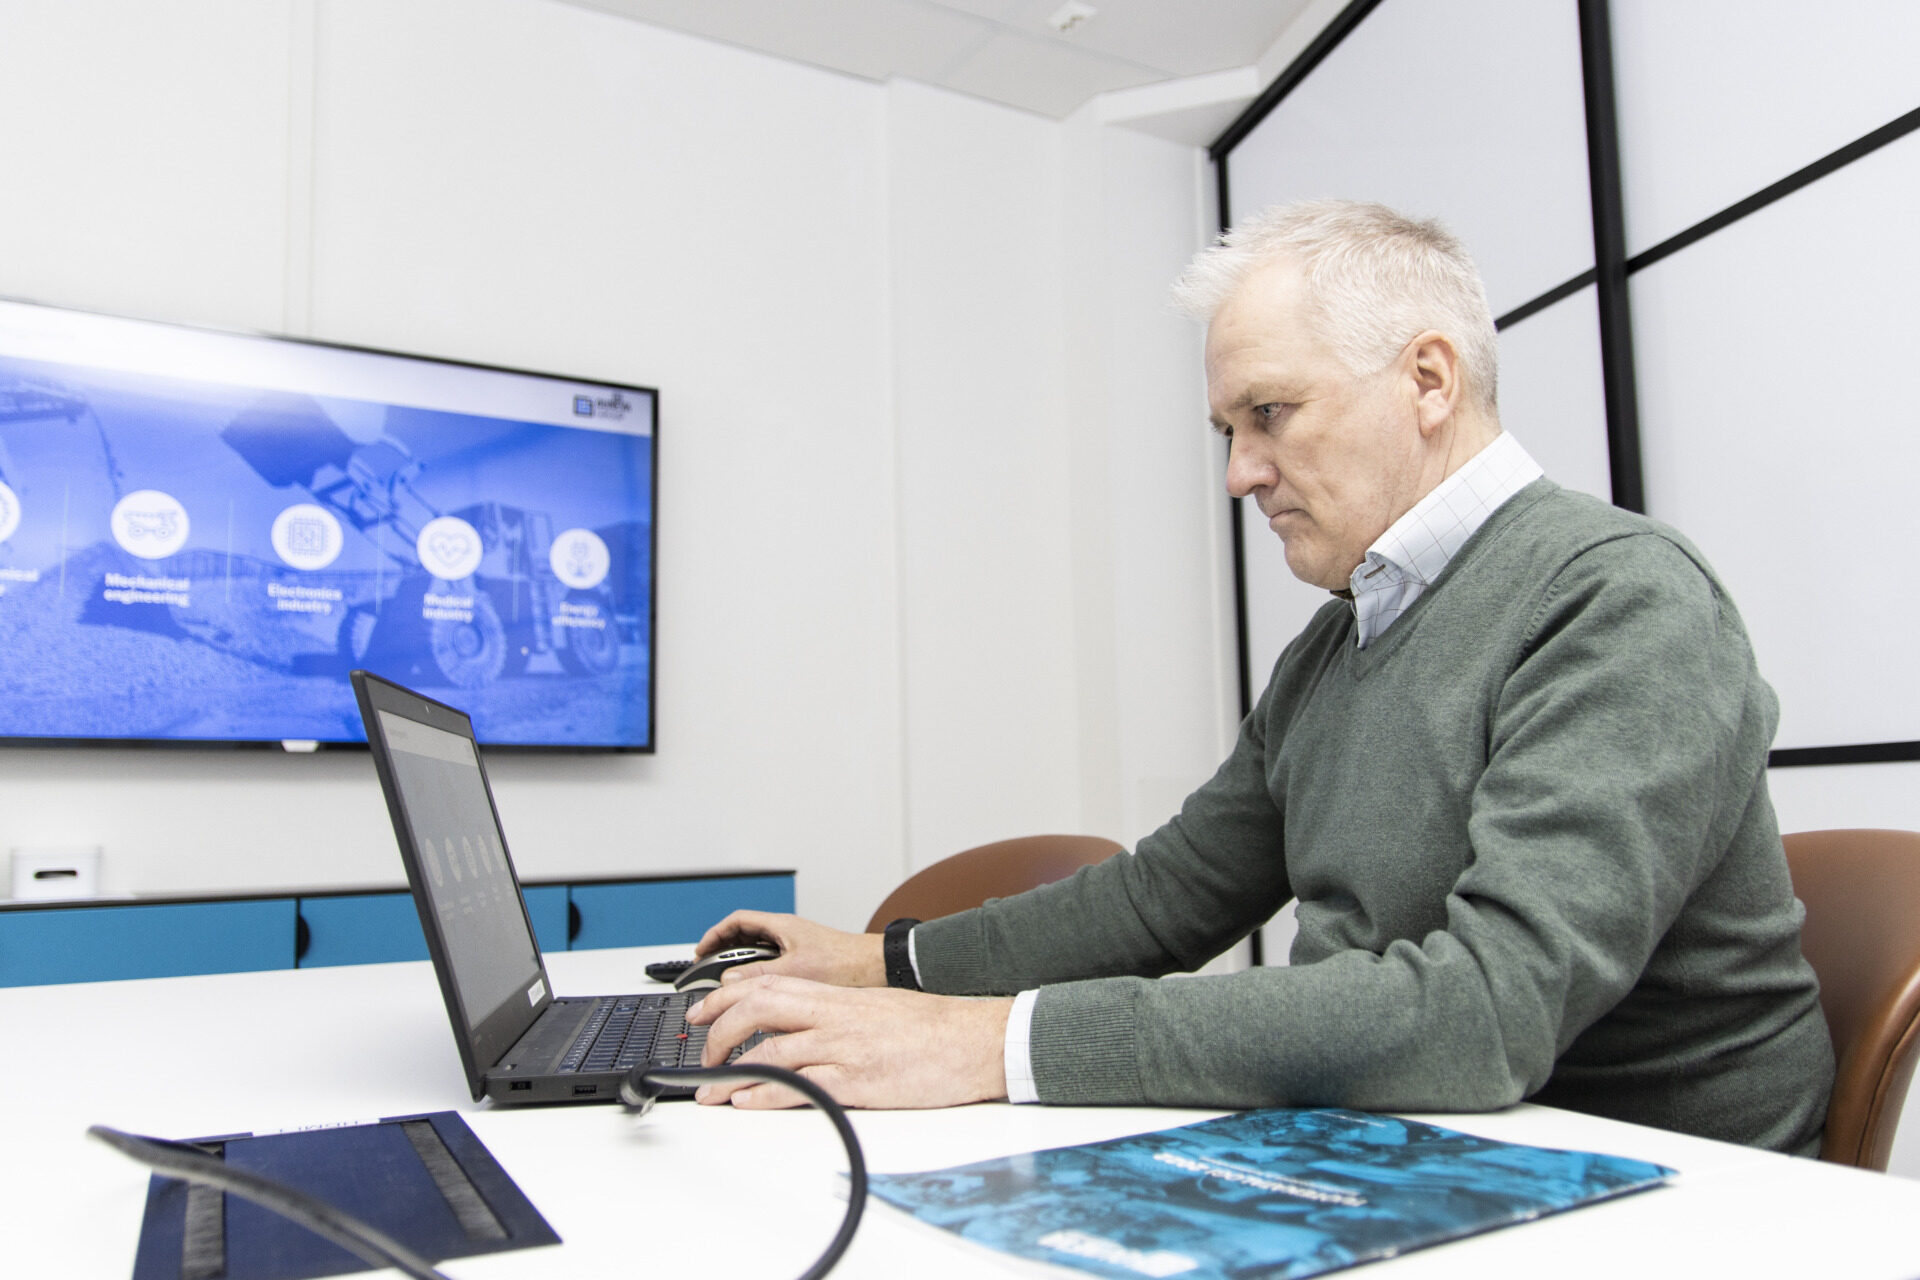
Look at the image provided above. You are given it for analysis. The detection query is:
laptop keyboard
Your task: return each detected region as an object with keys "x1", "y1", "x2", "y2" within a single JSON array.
[{"x1": 557, "y1": 991, "x2": 756, "y2": 1075}]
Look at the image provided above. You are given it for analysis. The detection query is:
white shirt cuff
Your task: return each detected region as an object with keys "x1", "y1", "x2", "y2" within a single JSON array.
[
  {"x1": 906, "y1": 927, "x2": 923, "y2": 987},
  {"x1": 1003, "y1": 988, "x2": 1041, "y2": 1103}
]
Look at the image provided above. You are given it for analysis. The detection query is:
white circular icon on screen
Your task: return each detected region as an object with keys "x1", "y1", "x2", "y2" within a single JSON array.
[
  {"x1": 110, "y1": 489, "x2": 191, "y2": 559},
  {"x1": 271, "y1": 503, "x2": 344, "y2": 570},
  {"x1": 416, "y1": 515, "x2": 483, "y2": 581},
  {"x1": 549, "y1": 528, "x2": 610, "y2": 590},
  {"x1": 0, "y1": 481, "x2": 20, "y2": 543}
]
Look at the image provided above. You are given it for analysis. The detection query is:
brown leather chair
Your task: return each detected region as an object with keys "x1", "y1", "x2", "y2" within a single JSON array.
[
  {"x1": 865, "y1": 834, "x2": 1125, "y2": 933},
  {"x1": 1781, "y1": 828, "x2": 1920, "y2": 1171}
]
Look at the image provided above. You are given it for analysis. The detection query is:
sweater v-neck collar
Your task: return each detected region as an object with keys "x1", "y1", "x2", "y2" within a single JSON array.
[{"x1": 1341, "y1": 477, "x2": 1559, "y2": 675}]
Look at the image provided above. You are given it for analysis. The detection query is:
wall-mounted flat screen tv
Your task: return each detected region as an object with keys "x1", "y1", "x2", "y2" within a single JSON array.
[{"x1": 0, "y1": 297, "x2": 656, "y2": 749}]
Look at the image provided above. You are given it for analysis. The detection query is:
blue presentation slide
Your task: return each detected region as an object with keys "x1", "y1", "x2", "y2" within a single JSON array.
[{"x1": 0, "y1": 344, "x2": 654, "y2": 748}]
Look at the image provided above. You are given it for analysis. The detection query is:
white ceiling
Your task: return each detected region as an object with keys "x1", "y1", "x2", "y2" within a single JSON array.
[{"x1": 555, "y1": 0, "x2": 1318, "y2": 129}]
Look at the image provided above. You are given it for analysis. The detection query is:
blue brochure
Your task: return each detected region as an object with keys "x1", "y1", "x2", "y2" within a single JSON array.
[{"x1": 867, "y1": 1108, "x2": 1671, "y2": 1279}]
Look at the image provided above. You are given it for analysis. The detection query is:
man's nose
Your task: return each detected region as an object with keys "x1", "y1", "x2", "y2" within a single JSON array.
[{"x1": 1224, "y1": 436, "x2": 1274, "y2": 499}]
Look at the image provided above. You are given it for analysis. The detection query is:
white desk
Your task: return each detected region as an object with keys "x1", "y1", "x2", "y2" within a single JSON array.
[{"x1": 5, "y1": 946, "x2": 1919, "y2": 1279}]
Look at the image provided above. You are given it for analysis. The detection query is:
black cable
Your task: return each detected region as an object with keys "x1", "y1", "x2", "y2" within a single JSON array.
[
  {"x1": 87, "y1": 1125, "x2": 452, "y2": 1280},
  {"x1": 623, "y1": 1064, "x2": 867, "y2": 1280}
]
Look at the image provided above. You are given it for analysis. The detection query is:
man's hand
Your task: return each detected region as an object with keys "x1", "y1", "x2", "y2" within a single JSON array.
[
  {"x1": 693, "y1": 910, "x2": 886, "y2": 988},
  {"x1": 684, "y1": 974, "x2": 1012, "y2": 1109}
]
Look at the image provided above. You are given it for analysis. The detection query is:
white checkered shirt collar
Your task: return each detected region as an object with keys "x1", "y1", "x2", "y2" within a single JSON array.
[{"x1": 1348, "y1": 432, "x2": 1544, "y2": 649}]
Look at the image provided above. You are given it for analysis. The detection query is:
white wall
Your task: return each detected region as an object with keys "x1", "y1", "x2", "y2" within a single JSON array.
[
  {"x1": 0, "y1": 0, "x2": 295, "y2": 333},
  {"x1": 884, "y1": 81, "x2": 1236, "y2": 871},
  {"x1": 0, "y1": 0, "x2": 1228, "y2": 934},
  {"x1": 885, "y1": 80, "x2": 1078, "y2": 866},
  {"x1": 1055, "y1": 118, "x2": 1241, "y2": 844}
]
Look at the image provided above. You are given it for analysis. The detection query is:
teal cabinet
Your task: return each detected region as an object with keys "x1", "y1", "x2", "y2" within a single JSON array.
[
  {"x1": 296, "y1": 893, "x2": 427, "y2": 968},
  {"x1": 0, "y1": 872, "x2": 792, "y2": 985},
  {"x1": 0, "y1": 899, "x2": 296, "y2": 985},
  {"x1": 295, "y1": 885, "x2": 567, "y2": 967},
  {"x1": 569, "y1": 874, "x2": 795, "y2": 950},
  {"x1": 522, "y1": 885, "x2": 570, "y2": 954}
]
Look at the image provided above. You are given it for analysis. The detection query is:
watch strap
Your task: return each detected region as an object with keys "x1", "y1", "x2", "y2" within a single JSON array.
[{"x1": 882, "y1": 917, "x2": 921, "y2": 990}]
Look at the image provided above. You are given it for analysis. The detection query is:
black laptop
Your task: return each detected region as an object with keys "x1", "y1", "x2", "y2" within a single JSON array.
[{"x1": 353, "y1": 669, "x2": 711, "y2": 1104}]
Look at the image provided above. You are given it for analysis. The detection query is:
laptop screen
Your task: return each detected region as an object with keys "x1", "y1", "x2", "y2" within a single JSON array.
[{"x1": 377, "y1": 709, "x2": 541, "y2": 1024}]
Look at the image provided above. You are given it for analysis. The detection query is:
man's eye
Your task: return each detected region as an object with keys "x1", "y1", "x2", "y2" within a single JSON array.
[{"x1": 1252, "y1": 403, "x2": 1300, "y2": 431}]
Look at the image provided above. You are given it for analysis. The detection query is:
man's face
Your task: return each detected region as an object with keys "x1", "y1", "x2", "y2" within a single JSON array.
[{"x1": 1205, "y1": 261, "x2": 1428, "y2": 591}]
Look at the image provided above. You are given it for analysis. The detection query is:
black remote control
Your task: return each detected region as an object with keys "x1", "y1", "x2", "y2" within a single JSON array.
[{"x1": 644, "y1": 957, "x2": 695, "y2": 983}]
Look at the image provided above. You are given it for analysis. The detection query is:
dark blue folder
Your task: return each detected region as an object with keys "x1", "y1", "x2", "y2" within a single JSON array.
[{"x1": 130, "y1": 1111, "x2": 558, "y2": 1280}]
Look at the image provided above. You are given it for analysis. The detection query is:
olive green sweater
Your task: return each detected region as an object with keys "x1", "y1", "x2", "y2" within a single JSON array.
[{"x1": 916, "y1": 480, "x2": 1833, "y2": 1154}]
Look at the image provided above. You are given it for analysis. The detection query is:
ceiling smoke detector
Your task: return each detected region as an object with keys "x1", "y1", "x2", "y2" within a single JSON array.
[{"x1": 1048, "y1": 1, "x2": 1098, "y2": 34}]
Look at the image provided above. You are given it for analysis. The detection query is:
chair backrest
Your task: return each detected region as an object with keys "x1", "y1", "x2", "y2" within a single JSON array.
[
  {"x1": 865, "y1": 834, "x2": 1125, "y2": 934},
  {"x1": 1781, "y1": 828, "x2": 1920, "y2": 1171}
]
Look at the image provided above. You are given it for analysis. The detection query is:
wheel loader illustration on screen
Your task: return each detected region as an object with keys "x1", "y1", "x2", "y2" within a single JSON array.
[
  {"x1": 0, "y1": 379, "x2": 92, "y2": 496},
  {"x1": 0, "y1": 376, "x2": 116, "y2": 553},
  {"x1": 221, "y1": 397, "x2": 632, "y2": 688}
]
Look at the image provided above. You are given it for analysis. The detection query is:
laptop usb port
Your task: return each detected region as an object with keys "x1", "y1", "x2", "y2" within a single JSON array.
[
  {"x1": 572, "y1": 1084, "x2": 598, "y2": 1095},
  {"x1": 509, "y1": 1081, "x2": 532, "y2": 1091}
]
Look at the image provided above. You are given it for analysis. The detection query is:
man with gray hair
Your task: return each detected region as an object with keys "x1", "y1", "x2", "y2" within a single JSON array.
[{"x1": 686, "y1": 200, "x2": 1833, "y2": 1154}]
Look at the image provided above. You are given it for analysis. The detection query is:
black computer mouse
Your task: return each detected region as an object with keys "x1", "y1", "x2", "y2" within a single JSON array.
[{"x1": 672, "y1": 943, "x2": 781, "y2": 992}]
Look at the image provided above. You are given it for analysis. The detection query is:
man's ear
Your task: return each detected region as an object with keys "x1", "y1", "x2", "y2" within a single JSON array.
[{"x1": 1406, "y1": 331, "x2": 1461, "y2": 438}]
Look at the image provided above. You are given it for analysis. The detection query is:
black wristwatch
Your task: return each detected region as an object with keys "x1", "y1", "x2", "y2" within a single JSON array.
[{"x1": 883, "y1": 917, "x2": 921, "y2": 990}]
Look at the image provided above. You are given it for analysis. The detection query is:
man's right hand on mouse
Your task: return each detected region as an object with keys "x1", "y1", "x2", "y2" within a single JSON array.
[{"x1": 694, "y1": 910, "x2": 887, "y2": 989}]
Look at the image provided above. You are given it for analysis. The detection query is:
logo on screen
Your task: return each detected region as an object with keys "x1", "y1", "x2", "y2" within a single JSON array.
[
  {"x1": 572, "y1": 391, "x2": 632, "y2": 422},
  {"x1": 110, "y1": 490, "x2": 191, "y2": 560},
  {"x1": 271, "y1": 502, "x2": 344, "y2": 571},
  {"x1": 549, "y1": 528, "x2": 610, "y2": 590},
  {"x1": 415, "y1": 515, "x2": 485, "y2": 581}
]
